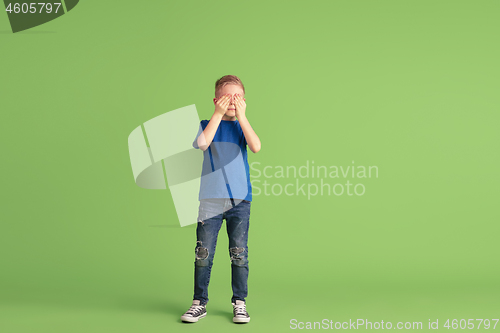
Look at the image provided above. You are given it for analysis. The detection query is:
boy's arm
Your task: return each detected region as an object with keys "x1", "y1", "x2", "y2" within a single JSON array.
[
  {"x1": 197, "y1": 113, "x2": 223, "y2": 151},
  {"x1": 234, "y1": 94, "x2": 261, "y2": 153},
  {"x1": 238, "y1": 115, "x2": 261, "y2": 153},
  {"x1": 197, "y1": 94, "x2": 231, "y2": 151}
]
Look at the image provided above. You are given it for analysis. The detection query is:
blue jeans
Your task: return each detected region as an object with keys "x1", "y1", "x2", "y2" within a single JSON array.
[{"x1": 193, "y1": 198, "x2": 251, "y2": 305}]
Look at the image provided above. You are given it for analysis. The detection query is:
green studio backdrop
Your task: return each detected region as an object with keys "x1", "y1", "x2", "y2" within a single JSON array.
[{"x1": 1, "y1": 1, "x2": 499, "y2": 332}]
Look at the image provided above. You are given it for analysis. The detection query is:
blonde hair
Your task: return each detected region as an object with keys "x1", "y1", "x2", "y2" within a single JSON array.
[{"x1": 215, "y1": 75, "x2": 245, "y2": 97}]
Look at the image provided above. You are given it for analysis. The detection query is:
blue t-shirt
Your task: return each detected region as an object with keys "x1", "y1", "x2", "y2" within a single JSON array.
[{"x1": 193, "y1": 119, "x2": 252, "y2": 202}]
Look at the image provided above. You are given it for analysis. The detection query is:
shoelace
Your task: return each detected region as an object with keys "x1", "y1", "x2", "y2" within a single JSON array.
[
  {"x1": 233, "y1": 303, "x2": 247, "y2": 316},
  {"x1": 187, "y1": 305, "x2": 205, "y2": 316}
]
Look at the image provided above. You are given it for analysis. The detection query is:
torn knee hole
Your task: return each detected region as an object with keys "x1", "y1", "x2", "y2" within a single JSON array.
[
  {"x1": 229, "y1": 247, "x2": 245, "y2": 260},
  {"x1": 230, "y1": 247, "x2": 244, "y2": 255},
  {"x1": 195, "y1": 246, "x2": 208, "y2": 260}
]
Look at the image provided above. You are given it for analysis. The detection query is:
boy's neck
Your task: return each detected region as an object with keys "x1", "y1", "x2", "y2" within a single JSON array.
[{"x1": 222, "y1": 115, "x2": 237, "y2": 121}]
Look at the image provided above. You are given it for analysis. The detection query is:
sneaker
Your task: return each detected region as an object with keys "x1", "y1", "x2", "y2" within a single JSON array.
[
  {"x1": 181, "y1": 300, "x2": 207, "y2": 323},
  {"x1": 232, "y1": 300, "x2": 250, "y2": 323}
]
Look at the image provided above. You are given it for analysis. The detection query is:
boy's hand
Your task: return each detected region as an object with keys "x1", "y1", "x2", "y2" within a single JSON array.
[
  {"x1": 234, "y1": 93, "x2": 246, "y2": 119},
  {"x1": 214, "y1": 94, "x2": 231, "y2": 117}
]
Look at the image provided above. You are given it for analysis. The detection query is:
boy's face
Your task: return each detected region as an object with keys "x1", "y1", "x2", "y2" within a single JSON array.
[{"x1": 214, "y1": 84, "x2": 245, "y2": 118}]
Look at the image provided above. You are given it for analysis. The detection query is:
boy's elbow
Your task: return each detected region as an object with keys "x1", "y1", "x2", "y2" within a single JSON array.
[
  {"x1": 196, "y1": 137, "x2": 208, "y2": 151},
  {"x1": 198, "y1": 142, "x2": 210, "y2": 151},
  {"x1": 251, "y1": 143, "x2": 261, "y2": 153}
]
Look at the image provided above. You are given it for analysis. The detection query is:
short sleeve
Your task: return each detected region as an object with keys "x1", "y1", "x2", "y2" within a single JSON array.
[{"x1": 192, "y1": 120, "x2": 208, "y2": 149}]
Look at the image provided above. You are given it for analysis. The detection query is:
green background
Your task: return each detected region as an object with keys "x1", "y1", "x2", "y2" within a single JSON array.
[{"x1": 1, "y1": 0, "x2": 499, "y2": 332}]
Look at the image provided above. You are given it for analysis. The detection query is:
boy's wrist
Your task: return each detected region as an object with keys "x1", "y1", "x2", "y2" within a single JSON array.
[{"x1": 212, "y1": 112, "x2": 224, "y2": 120}]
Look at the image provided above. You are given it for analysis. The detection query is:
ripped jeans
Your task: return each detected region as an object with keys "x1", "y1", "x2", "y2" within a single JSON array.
[{"x1": 193, "y1": 198, "x2": 251, "y2": 305}]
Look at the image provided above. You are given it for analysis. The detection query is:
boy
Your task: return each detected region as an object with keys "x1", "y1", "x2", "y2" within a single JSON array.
[{"x1": 181, "y1": 75, "x2": 261, "y2": 324}]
